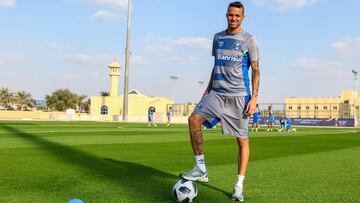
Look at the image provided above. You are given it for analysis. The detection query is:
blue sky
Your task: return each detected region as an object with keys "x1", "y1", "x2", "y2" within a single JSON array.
[{"x1": 0, "y1": 0, "x2": 360, "y2": 103}]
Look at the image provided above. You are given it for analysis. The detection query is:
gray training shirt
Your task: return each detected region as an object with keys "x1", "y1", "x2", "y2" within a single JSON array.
[{"x1": 211, "y1": 30, "x2": 259, "y2": 96}]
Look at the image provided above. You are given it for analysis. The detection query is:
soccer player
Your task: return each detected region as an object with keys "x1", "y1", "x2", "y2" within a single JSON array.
[
  {"x1": 147, "y1": 106, "x2": 156, "y2": 127},
  {"x1": 167, "y1": 107, "x2": 172, "y2": 127},
  {"x1": 278, "y1": 118, "x2": 296, "y2": 132},
  {"x1": 278, "y1": 119, "x2": 285, "y2": 132},
  {"x1": 267, "y1": 105, "x2": 274, "y2": 131},
  {"x1": 251, "y1": 104, "x2": 261, "y2": 132},
  {"x1": 179, "y1": 2, "x2": 260, "y2": 201}
]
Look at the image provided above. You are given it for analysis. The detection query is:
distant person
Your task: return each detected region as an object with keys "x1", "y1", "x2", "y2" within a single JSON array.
[
  {"x1": 267, "y1": 106, "x2": 274, "y2": 131},
  {"x1": 167, "y1": 107, "x2": 172, "y2": 127},
  {"x1": 278, "y1": 118, "x2": 296, "y2": 132},
  {"x1": 147, "y1": 106, "x2": 156, "y2": 127},
  {"x1": 251, "y1": 104, "x2": 261, "y2": 132},
  {"x1": 179, "y1": 1, "x2": 260, "y2": 201}
]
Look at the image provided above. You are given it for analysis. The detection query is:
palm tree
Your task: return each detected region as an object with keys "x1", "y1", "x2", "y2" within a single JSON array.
[
  {"x1": 15, "y1": 91, "x2": 34, "y2": 110},
  {"x1": 0, "y1": 87, "x2": 13, "y2": 110},
  {"x1": 100, "y1": 91, "x2": 110, "y2": 96},
  {"x1": 76, "y1": 94, "x2": 87, "y2": 112},
  {"x1": 81, "y1": 98, "x2": 91, "y2": 113}
]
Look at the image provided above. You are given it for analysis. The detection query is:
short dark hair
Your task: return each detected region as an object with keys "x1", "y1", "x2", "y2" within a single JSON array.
[
  {"x1": 228, "y1": 1, "x2": 244, "y2": 14},
  {"x1": 229, "y1": 1, "x2": 244, "y2": 9}
]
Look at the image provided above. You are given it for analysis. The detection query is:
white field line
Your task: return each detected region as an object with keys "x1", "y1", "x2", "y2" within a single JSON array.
[
  {"x1": 0, "y1": 128, "x2": 187, "y2": 134},
  {"x1": 0, "y1": 128, "x2": 357, "y2": 135}
]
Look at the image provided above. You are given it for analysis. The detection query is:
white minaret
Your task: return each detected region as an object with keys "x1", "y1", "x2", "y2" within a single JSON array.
[{"x1": 108, "y1": 60, "x2": 121, "y2": 97}]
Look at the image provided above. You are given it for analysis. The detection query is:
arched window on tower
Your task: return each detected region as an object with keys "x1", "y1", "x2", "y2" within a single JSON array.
[{"x1": 101, "y1": 106, "x2": 108, "y2": 115}]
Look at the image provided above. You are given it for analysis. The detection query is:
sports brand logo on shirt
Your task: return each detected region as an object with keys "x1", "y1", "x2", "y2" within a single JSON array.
[{"x1": 218, "y1": 41, "x2": 224, "y2": 47}]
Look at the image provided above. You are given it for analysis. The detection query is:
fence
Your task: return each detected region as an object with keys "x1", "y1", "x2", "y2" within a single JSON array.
[{"x1": 168, "y1": 103, "x2": 360, "y2": 119}]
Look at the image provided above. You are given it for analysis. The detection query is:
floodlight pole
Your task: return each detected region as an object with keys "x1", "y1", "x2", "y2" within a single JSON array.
[
  {"x1": 122, "y1": 0, "x2": 132, "y2": 121},
  {"x1": 198, "y1": 81, "x2": 205, "y2": 90},
  {"x1": 198, "y1": 80, "x2": 205, "y2": 97},
  {"x1": 352, "y1": 70, "x2": 358, "y2": 119},
  {"x1": 170, "y1": 76, "x2": 179, "y2": 102}
]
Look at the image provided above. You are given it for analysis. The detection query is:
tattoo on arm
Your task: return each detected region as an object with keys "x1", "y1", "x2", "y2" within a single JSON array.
[
  {"x1": 205, "y1": 68, "x2": 215, "y2": 93},
  {"x1": 251, "y1": 61, "x2": 260, "y2": 98}
]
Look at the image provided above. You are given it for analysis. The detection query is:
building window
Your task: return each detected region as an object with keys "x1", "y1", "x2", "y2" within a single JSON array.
[
  {"x1": 288, "y1": 106, "x2": 293, "y2": 110},
  {"x1": 306, "y1": 106, "x2": 310, "y2": 110},
  {"x1": 323, "y1": 106, "x2": 328, "y2": 110},
  {"x1": 101, "y1": 106, "x2": 108, "y2": 115},
  {"x1": 315, "y1": 106, "x2": 319, "y2": 110},
  {"x1": 297, "y1": 106, "x2": 301, "y2": 110},
  {"x1": 333, "y1": 106, "x2": 338, "y2": 110}
]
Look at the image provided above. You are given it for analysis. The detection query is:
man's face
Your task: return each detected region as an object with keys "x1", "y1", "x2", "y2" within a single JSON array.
[{"x1": 226, "y1": 6, "x2": 244, "y2": 29}]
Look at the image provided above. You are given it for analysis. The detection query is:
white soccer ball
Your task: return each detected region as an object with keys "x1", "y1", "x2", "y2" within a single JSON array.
[{"x1": 172, "y1": 179, "x2": 198, "y2": 202}]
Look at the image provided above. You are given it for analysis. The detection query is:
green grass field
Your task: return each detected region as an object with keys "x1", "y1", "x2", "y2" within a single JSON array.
[{"x1": 0, "y1": 121, "x2": 359, "y2": 203}]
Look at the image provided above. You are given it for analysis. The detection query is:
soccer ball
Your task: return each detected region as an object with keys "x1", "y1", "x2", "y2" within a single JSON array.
[{"x1": 172, "y1": 179, "x2": 198, "y2": 202}]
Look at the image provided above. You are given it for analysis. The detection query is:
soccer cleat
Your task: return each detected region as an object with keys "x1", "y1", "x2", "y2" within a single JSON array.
[
  {"x1": 179, "y1": 166, "x2": 208, "y2": 183},
  {"x1": 232, "y1": 184, "x2": 244, "y2": 202}
]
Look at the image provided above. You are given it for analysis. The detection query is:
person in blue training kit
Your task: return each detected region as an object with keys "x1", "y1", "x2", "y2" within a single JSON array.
[
  {"x1": 147, "y1": 106, "x2": 156, "y2": 127},
  {"x1": 267, "y1": 105, "x2": 275, "y2": 131},
  {"x1": 278, "y1": 118, "x2": 296, "y2": 132},
  {"x1": 179, "y1": 1, "x2": 260, "y2": 201},
  {"x1": 167, "y1": 107, "x2": 172, "y2": 127},
  {"x1": 251, "y1": 104, "x2": 261, "y2": 132}
]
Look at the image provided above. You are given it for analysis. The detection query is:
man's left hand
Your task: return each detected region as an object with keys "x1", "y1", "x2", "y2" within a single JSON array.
[{"x1": 245, "y1": 99, "x2": 257, "y2": 116}]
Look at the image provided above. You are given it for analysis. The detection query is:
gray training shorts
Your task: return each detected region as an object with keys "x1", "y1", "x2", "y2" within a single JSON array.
[{"x1": 193, "y1": 91, "x2": 251, "y2": 138}]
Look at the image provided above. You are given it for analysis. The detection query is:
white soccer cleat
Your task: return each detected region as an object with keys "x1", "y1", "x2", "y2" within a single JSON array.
[
  {"x1": 232, "y1": 184, "x2": 244, "y2": 201},
  {"x1": 179, "y1": 166, "x2": 208, "y2": 183}
]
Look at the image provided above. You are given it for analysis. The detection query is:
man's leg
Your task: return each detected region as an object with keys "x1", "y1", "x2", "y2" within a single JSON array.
[
  {"x1": 188, "y1": 114, "x2": 206, "y2": 155},
  {"x1": 233, "y1": 138, "x2": 249, "y2": 201},
  {"x1": 237, "y1": 138, "x2": 249, "y2": 178},
  {"x1": 180, "y1": 113, "x2": 209, "y2": 182}
]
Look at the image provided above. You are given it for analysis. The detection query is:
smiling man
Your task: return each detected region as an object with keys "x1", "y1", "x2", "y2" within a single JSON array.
[{"x1": 179, "y1": 1, "x2": 260, "y2": 201}]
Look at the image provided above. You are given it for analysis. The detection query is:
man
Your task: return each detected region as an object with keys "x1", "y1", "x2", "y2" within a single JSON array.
[
  {"x1": 267, "y1": 106, "x2": 274, "y2": 131},
  {"x1": 179, "y1": 1, "x2": 260, "y2": 201},
  {"x1": 251, "y1": 104, "x2": 261, "y2": 132},
  {"x1": 167, "y1": 107, "x2": 172, "y2": 127},
  {"x1": 278, "y1": 118, "x2": 296, "y2": 132},
  {"x1": 147, "y1": 106, "x2": 156, "y2": 127},
  {"x1": 278, "y1": 118, "x2": 286, "y2": 132}
]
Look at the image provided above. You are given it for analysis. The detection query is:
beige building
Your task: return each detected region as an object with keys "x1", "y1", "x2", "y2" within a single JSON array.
[
  {"x1": 285, "y1": 90, "x2": 360, "y2": 119},
  {"x1": 90, "y1": 60, "x2": 174, "y2": 122}
]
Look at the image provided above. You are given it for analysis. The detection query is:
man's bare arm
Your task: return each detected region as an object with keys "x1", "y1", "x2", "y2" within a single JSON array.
[
  {"x1": 203, "y1": 67, "x2": 215, "y2": 97},
  {"x1": 251, "y1": 61, "x2": 260, "y2": 99},
  {"x1": 245, "y1": 60, "x2": 260, "y2": 115}
]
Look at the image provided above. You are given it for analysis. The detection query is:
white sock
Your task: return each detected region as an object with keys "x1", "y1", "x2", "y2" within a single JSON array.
[
  {"x1": 237, "y1": 175, "x2": 245, "y2": 185},
  {"x1": 195, "y1": 155, "x2": 207, "y2": 173}
]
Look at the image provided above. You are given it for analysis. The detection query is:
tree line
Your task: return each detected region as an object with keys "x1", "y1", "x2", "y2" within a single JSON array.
[
  {"x1": 0, "y1": 87, "x2": 90, "y2": 112},
  {"x1": 0, "y1": 88, "x2": 34, "y2": 111}
]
